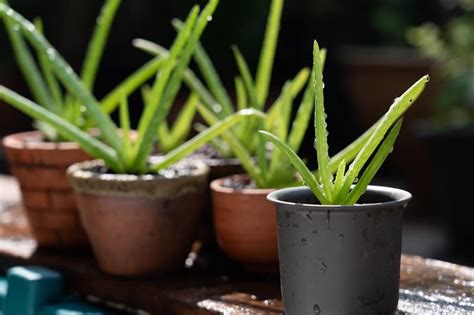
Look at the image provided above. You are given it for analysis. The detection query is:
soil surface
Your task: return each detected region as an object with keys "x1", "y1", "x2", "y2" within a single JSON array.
[
  {"x1": 188, "y1": 143, "x2": 231, "y2": 160},
  {"x1": 86, "y1": 163, "x2": 198, "y2": 179},
  {"x1": 221, "y1": 176, "x2": 257, "y2": 190}
]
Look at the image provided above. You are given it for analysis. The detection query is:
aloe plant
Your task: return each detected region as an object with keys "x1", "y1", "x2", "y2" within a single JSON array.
[
  {"x1": 0, "y1": 0, "x2": 263, "y2": 174},
  {"x1": 130, "y1": 0, "x2": 316, "y2": 187},
  {"x1": 132, "y1": 0, "x2": 295, "y2": 158},
  {"x1": 260, "y1": 40, "x2": 430, "y2": 205},
  {"x1": 0, "y1": 0, "x2": 167, "y2": 141}
]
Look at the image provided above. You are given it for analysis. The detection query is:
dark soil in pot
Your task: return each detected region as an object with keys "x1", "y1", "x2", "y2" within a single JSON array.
[
  {"x1": 268, "y1": 185, "x2": 412, "y2": 315},
  {"x1": 2, "y1": 131, "x2": 90, "y2": 249},
  {"x1": 67, "y1": 159, "x2": 209, "y2": 276}
]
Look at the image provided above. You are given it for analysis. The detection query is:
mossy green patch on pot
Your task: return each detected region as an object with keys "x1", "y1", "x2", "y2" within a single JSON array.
[{"x1": 67, "y1": 159, "x2": 209, "y2": 198}]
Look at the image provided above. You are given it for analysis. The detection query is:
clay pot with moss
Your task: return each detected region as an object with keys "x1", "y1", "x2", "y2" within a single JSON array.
[{"x1": 68, "y1": 160, "x2": 209, "y2": 276}]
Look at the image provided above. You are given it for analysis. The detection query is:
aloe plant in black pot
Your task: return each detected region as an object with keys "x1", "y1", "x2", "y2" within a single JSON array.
[{"x1": 261, "y1": 41, "x2": 429, "y2": 314}]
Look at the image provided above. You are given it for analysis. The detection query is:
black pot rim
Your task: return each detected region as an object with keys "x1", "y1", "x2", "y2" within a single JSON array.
[{"x1": 267, "y1": 185, "x2": 411, "y2": 213}]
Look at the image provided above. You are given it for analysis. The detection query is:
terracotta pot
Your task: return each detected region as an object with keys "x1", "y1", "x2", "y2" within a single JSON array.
[
  {"x1": 210, "y1": 174, "x2": 278, "y2": 271},
  {"x1": 67, "y1": 160, "x2": 209, "y2": 276},
  {"x1": 2, "y1": 131, "x2": 90, "y2": 249}
]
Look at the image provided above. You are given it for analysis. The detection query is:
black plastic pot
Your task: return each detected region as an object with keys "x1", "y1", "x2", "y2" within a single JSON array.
[{"x1": 267, "y1": 185, "x2": 412, "y2": 315}]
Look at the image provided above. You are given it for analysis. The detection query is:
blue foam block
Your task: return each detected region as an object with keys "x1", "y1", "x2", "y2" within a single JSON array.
[
  {"x1": 4, "y1": 266, "x2": 63, "y2": 315},
  {"x1": 0, "y1": 277, "x2": 7, "y2": 311}
]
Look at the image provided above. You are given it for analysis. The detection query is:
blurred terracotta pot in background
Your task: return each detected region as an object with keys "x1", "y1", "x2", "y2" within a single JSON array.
[
  {"x1": 2, "y1": 131, "x2": 90, "y2": 249},
  {"x1": 211, "y1": 174, "x2": 278, "y2": 272}
]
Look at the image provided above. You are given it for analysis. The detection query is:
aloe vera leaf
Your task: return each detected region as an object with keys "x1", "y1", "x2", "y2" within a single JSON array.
[
  {"x1": 255, "y1": 0, "x2": 283, "y2": 106},
  {"x1": 286, "y1": 80, "x2": 313, "y2": 150},
  {"x1": 332, "y1": 159, "x2": 346, "y2": 199},
  {"x1": 286, "y1": 50, "x2": 325, "y2": 152},
  {"x1": 162, "y1": 93, "x2": 199, "y2": 152},
  {"x1": 342, "y1": 119, "x2": 403, "y2": 205},
  {"x1": 153, "y1": 109, "x2": 264, "y2": 171},
  {"x1": 265, "y1": 67, "x2": 309, "y2": 131},
  {"x1": 171, "y1": 19, "x2": 233, "y2": 116},
  {"x1": 0, "y1": 85, "x2": 123, "y2": 172},
  {"x1": 1, "y1": 6, "x2": 53, "y2": 111},
  {"x1": 132, "y1": 6, "x2": 200, "y2": 170},
  {"x1": 197, "y1": 103, "x2": 264, "y2": 186},
  {"x1": 265, "y1": 81, "x2": 293, "y2": 180},
  {"x1": 134, "y1": 0, "x2": 219, "y2": 172},
  {"x1": 133, "y1": 39, "x2": 222, "y2": 119},
  {"x1": 34, "y1": 18, "x2": 62, "y2": 114},
  {"x1": 338, "y1": 75, "x2": 429, "y2": 199},
  {"x1": 80, "y1": 0, "x2": 121, "y2": 90},
  {"x1": 235, "y1": 77, "x2": 247, "y2": 111},
  {"x1": 232, "y1": 46, "x2": 259, "y2": 108},
  {"x1": 194, "y1": 122, "x2": 232, "y2": 157},
  {"x1": 259, "y1": 130, "x2": 328, "y2": 204},
  {"x1": 0, "y1": 4, "x2": 123, "y2": 153},
  {"x1": 256, "y1": 122, "x2": 268, "y2": 186},
  {"x1": 100, "y1": 57, "x2": 165, "y2": 114},
  {"x1": 119, "y1": 93, "x2": 133, "y2": 165},
  {"x1": 312, "y1": 40, "x2": 333, "y2": 199}
]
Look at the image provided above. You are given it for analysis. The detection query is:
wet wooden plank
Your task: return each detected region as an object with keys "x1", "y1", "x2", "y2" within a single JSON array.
[{"x1": 1, "y1": 175, "x2": 473, "y2": 314}]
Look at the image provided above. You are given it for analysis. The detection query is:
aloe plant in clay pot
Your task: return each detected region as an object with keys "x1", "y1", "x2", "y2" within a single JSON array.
[
  {"x1": 0, "y1": 0, "x2": 264, "y2": 276},
  {"x1": 261, "y1": 41, "x2": 429, "y2": 314},
  {"x1": 0, "y1": 0, "x2": 165, "y2": 249}
]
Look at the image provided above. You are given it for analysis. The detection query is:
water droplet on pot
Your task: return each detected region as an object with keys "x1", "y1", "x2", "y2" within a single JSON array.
[
  {"x1": 312, "y1": 230, "x2": 318, "y2": 236},
  {"x1": 305, "y1": 213, "x2": 313, "y2": 222},
  {"x1": 320, "y1": 261, "x2": 328, "y2": 273},
  {"x1": 326, "y1": 210, "x2": 331, "y2": 229},
  {"x1": 301, "y1": 238, "x2": 307, "y2": 245},
  {"x1": 285, "y1": 211, "x2": 291, "y2": 219},
  {"x1": 339, "y1": 234, "x2": 344, "y2": 239},
  {"x1": 313, "y1": 304, "x2": 321, "y2": 314}
]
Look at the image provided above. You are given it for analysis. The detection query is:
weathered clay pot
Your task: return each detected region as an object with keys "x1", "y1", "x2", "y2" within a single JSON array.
[
  {"x1": 2, "y1": 131, "x2": 90, "y2": 249},
  {"x1": 268, "y1": 185, "x2": 411, "y2": 315},
  {"x1": 210, "y1": 174, "x2": 278, "y2": 271},
  {"x1": 67, "y1": 159, "x2": 209, "y2": 276}
]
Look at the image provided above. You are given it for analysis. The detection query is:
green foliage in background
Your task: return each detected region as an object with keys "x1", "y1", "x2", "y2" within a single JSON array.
[
  {"x1": 260, "y1": 40, "x2": 430, "y2": 205},
  {"x1": 0, "y1": 0, "x2": 176, "y2": 142},
  {"x1": 407, "y1": 0, "x2": 474, "y2": 127}
]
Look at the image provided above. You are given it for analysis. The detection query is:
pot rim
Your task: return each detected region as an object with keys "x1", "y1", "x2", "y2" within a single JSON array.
[
  {"x1": 2, "y1": 130, "x2": 80, "y2": 150},
  {"x1": 210, "y1": 174, "x2": 274, "y2": 195},
  {"x1": 68, "y1": 158, "x2": 209, "y2": 183},
  {"x1": 267, "y1": 185, "x2": 411, "y2": 212}
]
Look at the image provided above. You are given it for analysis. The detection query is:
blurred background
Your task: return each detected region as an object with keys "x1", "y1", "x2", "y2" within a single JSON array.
[{"x1": 0, "y1": 0, "x2": 472, "y2": 265}]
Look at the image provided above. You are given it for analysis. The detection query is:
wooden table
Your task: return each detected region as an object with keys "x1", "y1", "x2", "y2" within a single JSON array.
[{"x1": 1, "y1": 176, "x2": 473, "y2": 314}]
